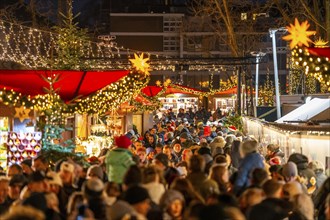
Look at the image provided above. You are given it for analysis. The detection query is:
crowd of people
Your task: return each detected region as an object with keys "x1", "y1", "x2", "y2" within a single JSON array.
[{"x1": 0, "y1": 108, "x2": 329, "y2": 220}]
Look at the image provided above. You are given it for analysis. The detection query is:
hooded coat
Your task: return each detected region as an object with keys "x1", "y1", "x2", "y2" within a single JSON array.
[{"x1": 105, "y1": 148, "x2": 135, "y2": 184}]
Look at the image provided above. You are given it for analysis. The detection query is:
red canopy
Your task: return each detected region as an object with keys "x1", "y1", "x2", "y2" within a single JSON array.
[
  {"x1": 165, "y1": 85, "x2": 202, "y2": 95},
  {"x1": 215, "y1": 87, "x2": 237, "y2": 95},
  {"x1": 0, "y1": 70, "x2": 129, "y2": 101},
  {"x1": 141, "y1": 86, "x2": 163, "y2": 97},
  {"x1": 307, "y1": 47, "x2": 330, "y2": 59},
  {"x1": 142, "y1": 85, "x2": 203, "y2": 97}
]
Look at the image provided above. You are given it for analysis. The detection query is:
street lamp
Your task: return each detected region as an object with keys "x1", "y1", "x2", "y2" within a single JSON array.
[
  {"x1": 250, "y1": 51, "x2": 266, "y2": 116},
  {"x1": 269, "y1": 27, "x2": 287, "y2": 119}
]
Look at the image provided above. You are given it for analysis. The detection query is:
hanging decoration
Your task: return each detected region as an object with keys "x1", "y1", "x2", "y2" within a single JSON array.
[
  {"x1": 282, "y1": 18, "x2": 316, "y2": 49},
  {"x1": 283, "y1": 18, "x2": 330, "y2": 91},
  {"x1": 129, "y1": 53, "x2": 150, "y2": 76},
  {"x1": 14, "y1": 107, "x2": 31, "y2": 122}
]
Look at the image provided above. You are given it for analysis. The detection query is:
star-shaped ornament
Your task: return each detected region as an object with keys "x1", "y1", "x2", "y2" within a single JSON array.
[
  {"x1": 282, "y1": 18, "x2": 316, "y2": 49},
  {"x1": 129, "y1": 53, "x2": 151, "y2": 76},
  {"x1": 314, "y1": 38, "x2": 329, "y2": 48},
  {"x1": 14, "y1": 107, "x2": 31, "y2": 123}
]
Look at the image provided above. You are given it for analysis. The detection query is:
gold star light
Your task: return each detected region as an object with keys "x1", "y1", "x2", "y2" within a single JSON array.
[
  {"x1": 14, "y1": 107, "x2": 31, "y2": 122},
  {"x1": 164, "y1": 79, "x2": 171, "y2": 87},
  {"x1": 282, "y1": 18, "x2": 316, "y2": 49},
  {"x1": 314, "y1": 38, "x2": 329, "y2": 48},
  {"x1": 129, "y1": 53, "x2": 151, "y2": 76}
]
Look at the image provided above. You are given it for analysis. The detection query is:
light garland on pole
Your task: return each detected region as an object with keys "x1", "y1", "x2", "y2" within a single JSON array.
[{"x1": 282, "y1": 18, "x2": 330, "y2": 91}]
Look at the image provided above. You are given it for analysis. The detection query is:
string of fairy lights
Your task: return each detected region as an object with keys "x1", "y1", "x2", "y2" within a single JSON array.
[
  {"x1": 282, "y1": 18, "x2": 330, "y2": 91},
  {"x1": 290, "y1": 46, "x2": 329, "y2": 91},
  {"x1": 0, "y1": 54, "x2": 150, "y2": 115},
  {"x1": 1, "y1": 17, "x2": 329, "y2": 116},
  {"x1": 0, "y1": 19, "x2": 260, "y2": 71}
]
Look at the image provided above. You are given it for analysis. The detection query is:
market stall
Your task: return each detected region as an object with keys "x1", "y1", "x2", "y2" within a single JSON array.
[{"x1": 0, "y1": 53, "x2": 151, "y2": 165}]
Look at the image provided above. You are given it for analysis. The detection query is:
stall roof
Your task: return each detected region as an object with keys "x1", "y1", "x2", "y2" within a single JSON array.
[
  {"x1": 0, "y1": 70, "x2": 129, "y2": 101},
  {"x1": 276, "y1": 98, "x2": 330, "y2": 123}
]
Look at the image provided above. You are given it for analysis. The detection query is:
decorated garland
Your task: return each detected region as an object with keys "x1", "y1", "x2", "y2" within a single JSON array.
[{"x1": 0, "y1": 53, "x2": 151, "y2": 115}]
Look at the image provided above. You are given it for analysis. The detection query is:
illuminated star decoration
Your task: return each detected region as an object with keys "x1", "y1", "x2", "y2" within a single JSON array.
[
  {"x1": 129, "y1": 53, "x2": 151, "y2": 76},
  {"x1": 14, "y1": 107, "x2": 31, "y2": 122},
  {"x1": 314, "y1": 38, "x2": 329, "y2": 48},
  {"x1": 282, "y1": 18, "x2": 316, "y2": 49}
]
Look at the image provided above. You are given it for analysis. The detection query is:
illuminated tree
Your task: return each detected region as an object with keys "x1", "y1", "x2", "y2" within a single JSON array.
[
  {"x1": 51, "y1": 0, "x2": 91, "y2": 70},
  {"x1": 258, "y1": 70, "x2": 275, "y2": 106}
]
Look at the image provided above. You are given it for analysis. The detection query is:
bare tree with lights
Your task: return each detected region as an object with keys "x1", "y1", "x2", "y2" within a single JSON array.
[
  {"x1": 189, "y1": 0, "x2": 269, "y2": 57},
  {"x1": 267, "y1": 0, "x2": 329, "y2": 41}
]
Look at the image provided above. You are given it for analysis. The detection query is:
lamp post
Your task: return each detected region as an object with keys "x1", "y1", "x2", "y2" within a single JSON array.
[
  {"x1": 250, "y1": 51, "x2": 266, "y2": 117},
  {"x1": 269, "y1": 28, "x2": 287, "y2": 119}
]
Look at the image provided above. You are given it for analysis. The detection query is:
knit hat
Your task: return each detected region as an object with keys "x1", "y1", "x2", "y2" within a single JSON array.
[
  {"x1": 288, "y1": 153, "x2": 309, "y2": 169},
  {"x1": 269, "y1": 156, "x2": 282, "y2": 166},
  {"x1": 60, "y1": 161, "x2": 75, "y2": 173},
  {"x1": 179, "y1": 132, "x2": 189, "y2": 140},
  {"x1": 124, "y1": 185, "x2": 150, "y2": 205},
  {"x1": 228, "y1": 125, "x2": 237, "y2": 131},
  {"x1": 87, "y1": 165, "x2": 104, "y2": 180},
  {"x1": 281, "y1": 162, "x2": 298, "y2": 179},
  {"x1": 115, "y1": 135, "x2": 132, "y2": 149},
  {"x1": 159, "y1": 189, "x2": 184, "y2": 210},
  {"x1": 83, "y1": 178, "x2": 104, "y2": 198},
  {"x1": 146, "y1": 147, "x2": 155, "y2": 155},
  {"x1": 154, "y1": 153, "x2": 169, "y2": 167},
  {"x1": 46, "y1": 171, "x2": 63, "y2": 187}
]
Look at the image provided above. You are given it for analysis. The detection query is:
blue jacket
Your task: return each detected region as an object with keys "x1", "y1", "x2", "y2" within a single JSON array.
[{"x1": 234, "y1": 152, "x2": 264, "y2": 195}]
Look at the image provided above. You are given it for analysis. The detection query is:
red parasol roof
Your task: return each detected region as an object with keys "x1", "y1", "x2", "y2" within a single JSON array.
[
  {"x1": 141, "y1": 84, "x2": 203, "y2": 96},
  {"x1": 0, "y1": 70, "x2": 129, "y2": 101},
  {"x1": 307, "y1": 47, "x2": 330, "y2": 59},
  {"x1": 165, "y1": 84, "x2": 202, "y2": 95},
  {"x1": 141, "y1": 86, "x2": 163, "y2": 97},
  {"x1": 215, "y1": 87, "x2": 237, "y2": 95}
]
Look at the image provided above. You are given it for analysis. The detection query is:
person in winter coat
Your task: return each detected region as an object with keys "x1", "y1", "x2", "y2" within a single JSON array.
[
  {"x1": 288, "y1": 153, "x2": 316, "y2": 193},
  {"x1": 159, "y1": 189, "x2": 185, "y2": 220},
  {"x1": 153, "y1": 153, "x2": 180, "y2": 188},
  {"x1": 233, "y1": 139, "x2": 264, "y2": 196},
  {"x1": 308, "y1": 160, "x2": 327, "y2": 189},
  {"x1": 179, "y1": 132, "x2": 193, "y2": 149},
  {"x1": 105, "y1": 135, "x2": 135, "y2": 185},
  {"x1": 265, "y1": 144, "x2": 285, "y2": 164},
  {"x1": 142, "y1": 165, "x2": 165, "y2": 205},
  {"x1": 230, "y1": 138, "x2": 242, "y2": 169},
  {"x1": 209, "y1": 136, "x2": 226, "y2": 157}
]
